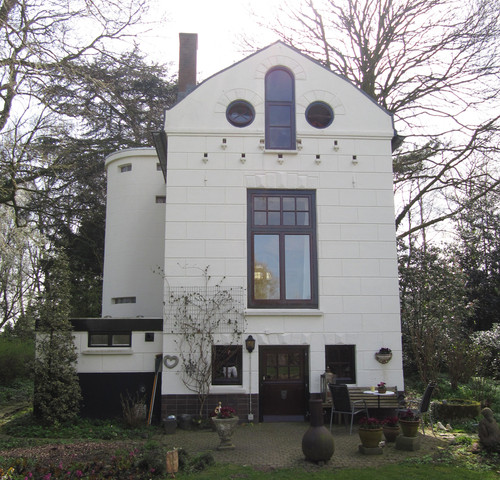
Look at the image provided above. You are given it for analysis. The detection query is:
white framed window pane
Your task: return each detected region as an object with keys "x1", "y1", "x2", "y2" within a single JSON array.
[{"x1": 285, "y1": 235, "x2": 311, "y2": 300}]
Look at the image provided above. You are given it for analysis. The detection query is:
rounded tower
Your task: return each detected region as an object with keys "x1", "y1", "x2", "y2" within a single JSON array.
[{"x1": 101, "y1": 148, "x2": 166, "y2": 318}]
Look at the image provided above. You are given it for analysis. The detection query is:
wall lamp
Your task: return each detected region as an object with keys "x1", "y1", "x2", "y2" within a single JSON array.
[{"x1": 245, "y1": 335, "x2": 256, "y2": 353}]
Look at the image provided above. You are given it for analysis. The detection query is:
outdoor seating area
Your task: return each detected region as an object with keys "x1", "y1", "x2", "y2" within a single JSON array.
[
  {"x1": 323, "y1": 384, "x2": 401, "y2": 428},
  {"x1": 328, "y1": 384, "x2": 369, "y2": 434}
]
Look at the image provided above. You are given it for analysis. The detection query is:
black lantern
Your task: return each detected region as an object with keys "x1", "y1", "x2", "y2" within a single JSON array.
[{"x1": 245, "y1": 335, "x2": 256, "y2": 353}]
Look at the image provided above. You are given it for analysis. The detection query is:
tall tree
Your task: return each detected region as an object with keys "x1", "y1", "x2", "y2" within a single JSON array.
[
  {"x1": 0, "y1": 204, "x2": 43, "y2": 329},
  {"x1": 398, "y1": 242, "x2": 473, "y2": 383},
  {"x1": 1, "y1": 0, "x2": 177, "y2": 320},
  {"x1": 259, "y1": 0, "x2": 500, "y2": 239},
  {"x1": 0, "y1": 0, "x2": 148, "y2": 224},
  {"x1": 454, "y1": 186, "x2": 500, "y2": 331},
  {"x1": 31, "y1": 50, "x2": 177, "y2": 316},
  {"x1": 33, "y1": 252, "x2": 81, "y2": 424}
]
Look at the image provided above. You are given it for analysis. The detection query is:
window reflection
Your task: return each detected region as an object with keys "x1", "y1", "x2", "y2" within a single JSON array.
[{"x1": 254, "y1": 235, "x2": 280, "y2": 300}]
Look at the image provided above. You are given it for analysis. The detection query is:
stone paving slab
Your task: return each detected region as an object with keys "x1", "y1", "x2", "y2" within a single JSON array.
[{"x1": 156, "y1": 423, "x2": 452, "y2": 470}]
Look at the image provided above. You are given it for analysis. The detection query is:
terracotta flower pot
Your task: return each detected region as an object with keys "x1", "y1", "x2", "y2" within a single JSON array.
[
  {"x1": 400, "y1": 419, "x2": 420, "y2": 437},
  {"x1": 358, "y1": 428, "x2": 383, "y2": 448},
  {"x1": 383, "y1": 425, "x2": 400, "y2": 442}
]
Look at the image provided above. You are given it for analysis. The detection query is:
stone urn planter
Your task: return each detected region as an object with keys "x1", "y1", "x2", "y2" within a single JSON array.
[
  {"x1": 212, "y1": 416, "x2": 239, "y2": 450},
  {"x1": 400, "y1": 419, "x2": 420, "y2": 437}
]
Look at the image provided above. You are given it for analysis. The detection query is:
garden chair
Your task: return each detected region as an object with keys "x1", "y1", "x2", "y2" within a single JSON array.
[
  {"x1": 398, "y1": 382, "x2": 436, "y2": 436},
  {"x1": 328, "y1": 383, "x2": 369, "y2": 434}
]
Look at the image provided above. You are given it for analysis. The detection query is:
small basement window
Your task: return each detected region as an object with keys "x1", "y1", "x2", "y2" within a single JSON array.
[
  {"x1": 155, "y1": 196, "x2": 166, "y2": 204},
  {"x1": 112, "y1": 297, "x2": 136, "y2": 304},
  {"x1": 89, "y1": 332, "x2": 131, "y2": 347}
]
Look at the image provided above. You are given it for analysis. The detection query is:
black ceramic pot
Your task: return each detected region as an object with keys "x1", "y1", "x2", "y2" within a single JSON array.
[{"x1": 302, "y1": 399, "x2": 334, "y2": 463}]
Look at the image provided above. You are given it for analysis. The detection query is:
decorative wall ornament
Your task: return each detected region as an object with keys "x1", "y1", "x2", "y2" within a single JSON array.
[
  {"x1": 375, "y1": 348, "x2": 393, "y2": 364},
  {"x1": 164, "y1": 355, "x2": 179, "y2": 369}
]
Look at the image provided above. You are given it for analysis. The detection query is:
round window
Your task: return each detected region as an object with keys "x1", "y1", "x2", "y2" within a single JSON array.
[
  {"x1": 305, "y1": 101, "x2": 334, "y2": 128},
  {"x1": 226, "y1": 100, "x2": 255, "y2": 127}
]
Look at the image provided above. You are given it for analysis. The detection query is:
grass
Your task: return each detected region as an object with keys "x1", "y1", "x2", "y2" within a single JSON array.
[{"x1": 175, "y1": 464, "x2": 498, "y2": 479}]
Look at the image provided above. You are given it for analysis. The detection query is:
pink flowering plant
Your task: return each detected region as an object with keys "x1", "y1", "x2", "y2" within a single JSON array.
[
  {"x1": 211, "y1": 405, "x2": 236, "y2": 419},
  {"x1": 358, "y1": 416, "x2": 382, "y2": 429},
  {"x1": 383, "y1": 416, "x2": 399, "y2": 427},
  {"x1": 399, "y1": 408, "x2": 420, "y2": 421},
  {"x1": 377, "y1": 381, "x2": 386, "y2": 388}
]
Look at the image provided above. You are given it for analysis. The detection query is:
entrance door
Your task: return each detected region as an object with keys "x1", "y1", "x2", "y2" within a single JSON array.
[{"x1": 259, "y1": 346, "x2": 309, "y2": 421}]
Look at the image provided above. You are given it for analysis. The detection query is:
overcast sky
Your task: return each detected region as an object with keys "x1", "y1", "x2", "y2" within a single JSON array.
[{"x1": 140, "y1": 0, "x2": 290, "y2": 80}]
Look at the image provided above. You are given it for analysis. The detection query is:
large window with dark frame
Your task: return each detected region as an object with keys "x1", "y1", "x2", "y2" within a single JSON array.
[
  {"x1": 247, "y1": 189, "x2": 318, "y2": 308},
  {"x1": 212, "y1": 345, "x2": 243, "y2": 385},
  {"x1": 265, "y1": 67, "x2": 296, "y2": 150},
  {"x1": 325, "y1": 345, "x2": 356, "y2": 384}
]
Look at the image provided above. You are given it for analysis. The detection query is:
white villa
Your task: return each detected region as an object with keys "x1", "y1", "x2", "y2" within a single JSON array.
[{"x1": 71, "y1": 34, "x2": 404, "y2": 422}]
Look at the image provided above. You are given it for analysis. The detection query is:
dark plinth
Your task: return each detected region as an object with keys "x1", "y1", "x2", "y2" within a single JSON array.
[
  {"x1": 358, "y1": 445, "x2": 383, "y2": 455},
  {"x1": 396, "y1": 435, "x2": 421, "y2": 451}
]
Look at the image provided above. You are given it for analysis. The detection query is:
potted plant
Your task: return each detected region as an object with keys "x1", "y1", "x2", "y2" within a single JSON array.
[
  {"x1": 375, "y1": 348, "x2": 392, "y2": 364},
  {"x1": 210, "y1": 403, "x2": 239, "y2": 450},
  {"x1": 399, "y1": 409, "x2": 420, "y2": 437},
  {"x1": 377, "y1": 381, "x2": 387, "y2": 394},
  {"x1": 358, "y1": 417, "x2": 383, "y2": 448},
  {"x1": 382, "y1": 416, "x2": 400, "y2": 442}
]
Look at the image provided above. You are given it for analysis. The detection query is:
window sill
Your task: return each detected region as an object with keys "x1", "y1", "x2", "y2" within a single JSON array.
[
  {"x1": 210, "y1": 385, "x2": 246, "y2": 393},
  {"x1": 82, "y1": 348, "x2": 134, "y2": 355},
  {"x1": 262, "y1": 149, "x2": 298, "y2": 154},
  {"x1": 245, "y1": 309, "x2": 323, "y2": 317}
]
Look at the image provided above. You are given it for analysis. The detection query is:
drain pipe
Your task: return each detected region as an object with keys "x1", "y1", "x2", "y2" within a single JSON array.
[{"x1": 245, "y1": 336, "x2": 256, "y2": 422}]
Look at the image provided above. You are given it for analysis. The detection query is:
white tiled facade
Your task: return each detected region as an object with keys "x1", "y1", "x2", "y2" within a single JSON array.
[{"x1": 76, "y1": 41, "x2": 404, "y2": 419}]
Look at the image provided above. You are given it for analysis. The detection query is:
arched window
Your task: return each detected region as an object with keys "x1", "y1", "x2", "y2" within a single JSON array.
[{"x1": 265, "y1": 68, "x2": 295, "y2": 150}]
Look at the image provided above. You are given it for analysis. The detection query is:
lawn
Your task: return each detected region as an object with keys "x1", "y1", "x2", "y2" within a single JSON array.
[{"x1": 179, "y1": 464, "x2": 499, "y2": 480}]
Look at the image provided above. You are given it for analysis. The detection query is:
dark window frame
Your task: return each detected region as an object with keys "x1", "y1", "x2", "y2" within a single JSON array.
[
  {"x1": 247, "y1": 189, "x2": 318, "y2": 309},
  {"x1": 212, "y1": 345, "x2": 243, "y2": 385},
  {"x1": 88, "y1": 332, "x2": 132, "y2": 348},
  {"x1": 226, "y1": 100, "x2": 255, "y2": 128},
  {"x1": 325, "y1": 345, "x2": 356, "y2": 384},
  {"x1": 265, "y1": 67, "x2": 296, "y2": 150},
  {"x1": 306, "y1": 101, "x2": 334, "y2": 129}
]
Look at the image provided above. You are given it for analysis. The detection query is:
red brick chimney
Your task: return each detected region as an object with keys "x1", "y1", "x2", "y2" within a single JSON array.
[{"x1": 178, "y1": 33, "x2": 198, "y2": 100}]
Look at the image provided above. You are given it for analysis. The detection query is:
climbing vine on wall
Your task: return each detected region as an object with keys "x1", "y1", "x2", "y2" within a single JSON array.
[{"x1": 166, "y1": 266, "x2": 245, "y2": 416}]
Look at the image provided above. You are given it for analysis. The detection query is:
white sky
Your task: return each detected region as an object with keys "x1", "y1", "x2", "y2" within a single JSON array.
[{"x1": 140, "y1": 0, "x2": 292, "y2": 81}]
